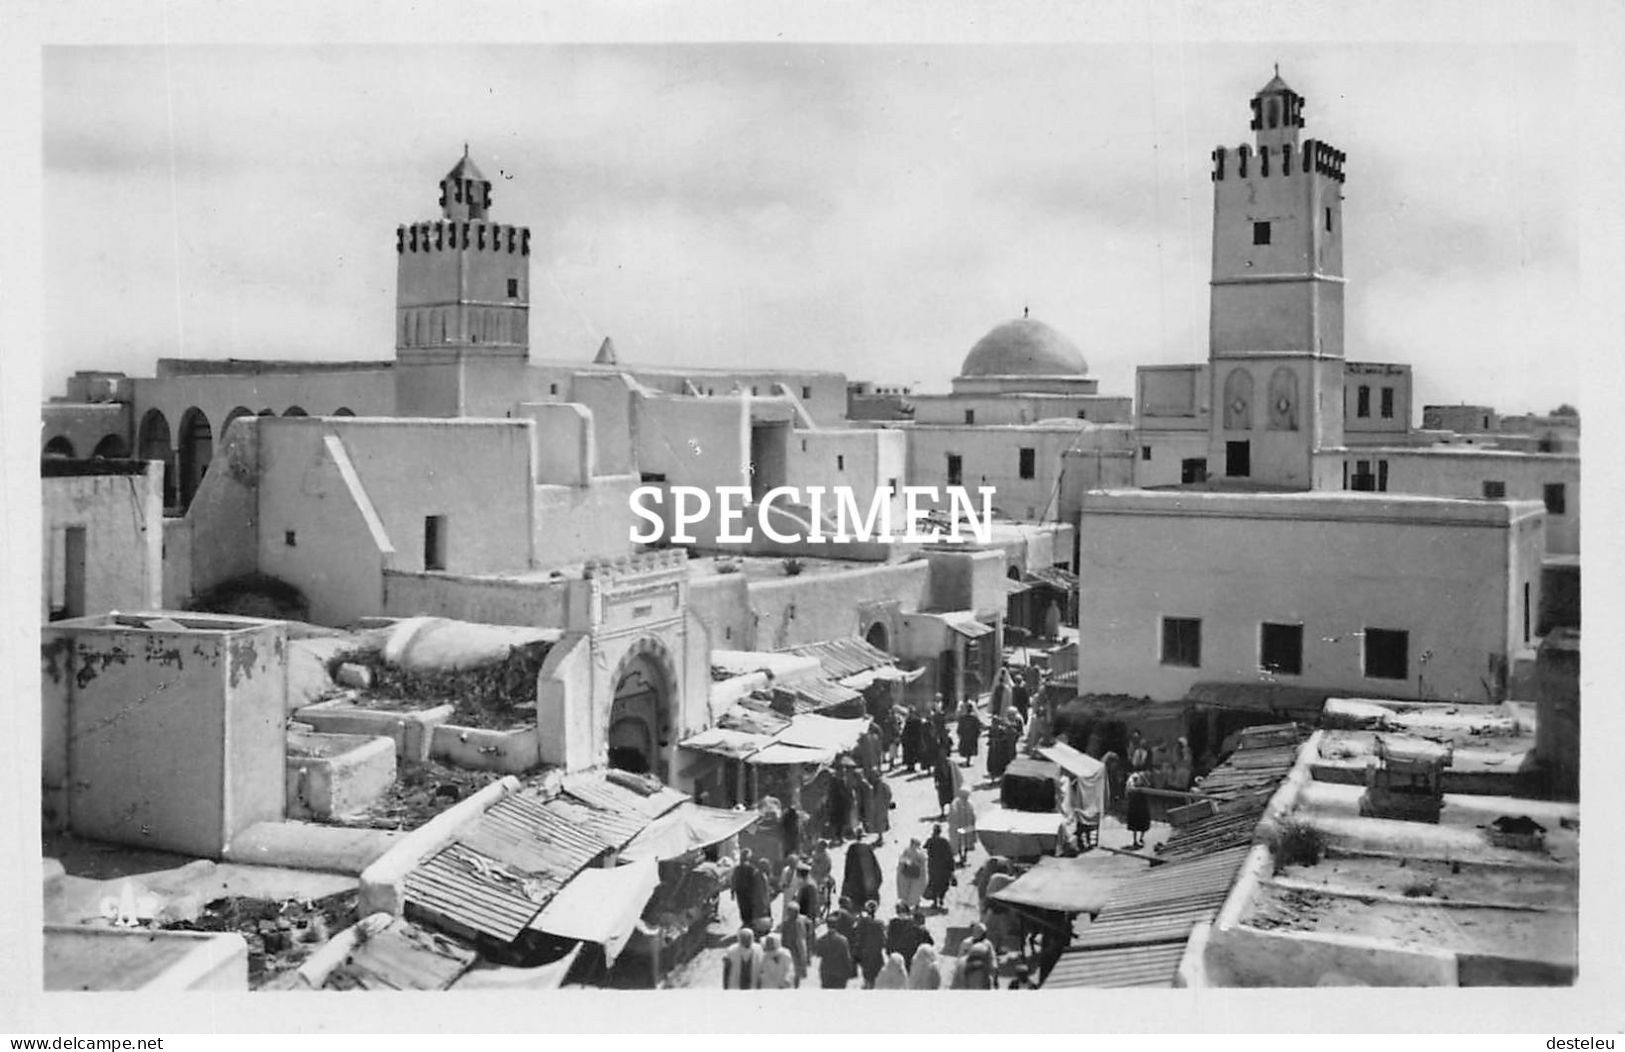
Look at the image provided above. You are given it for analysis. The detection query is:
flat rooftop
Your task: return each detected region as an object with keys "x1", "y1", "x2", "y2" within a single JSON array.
[{"x1": 1083, "y1": 487, "x2": 1547, "y2": 526}]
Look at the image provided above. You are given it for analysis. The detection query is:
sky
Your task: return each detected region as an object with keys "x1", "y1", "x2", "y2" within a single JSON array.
[{"x1": 41, "y1": 41, "x2": 1579, "y2": 416}]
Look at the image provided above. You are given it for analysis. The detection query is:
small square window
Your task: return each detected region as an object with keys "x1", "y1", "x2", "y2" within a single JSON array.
[
  {"x1": 1077, "y1": 410, "x2": 1087, "y2": 420},
  {"x1": 1018, "y1": 447, "x2": 1036, "y2": 480},
  {"x1": 1140, "y1": 446, "x2": 1152, "y2": 461},
  {"x1": 1482, "y1": 480, "x2": 1506, "y2": 500},
  {"x1": 1252, "y1": 221, "x2": 1271, "y2": 246},
  {"x1": 1260, "y1": 623, "x2": 1303, "y2": 675},
  {"x1": 1364, "y1": 628, "x2": 1408, "y2": 680},
  {"x1": 751, "y1": 386, "x2": 759, "y2": 396},
  {"x1": 1378, "y1": 460, "x2": 1389, "y2": 492},
  {"x1": 1544, "y1": 483, "x2": 1567, "y2": 515},
  {"x1": 549, "y1": 383, "x2": 558, "y2": 395},
  {"x1": 507, "y1": 278, "x2": 519, "y2": 298},
  {"x1": 1161, "y1": 617, "x2": 1202, "y2": 668},
  {"x1": 284, "y1": 531, "x2": 297, "y2": 547},
  {"x1": 801, "y1": 386, "x2": 812, "y2": 399},
  {"x1": 965, "y1": 410, "x2": 976, "y2": 425}
]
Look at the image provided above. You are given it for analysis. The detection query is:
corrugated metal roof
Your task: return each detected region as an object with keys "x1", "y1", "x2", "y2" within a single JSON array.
[
  {"x1": 404, "y1": 844, "x2": 547, "y2": 943},
  {"x1": 1073, "y1": 898, "x2": 1225, "y2": 950},
  {"x1": 1024, "y1": 566, "x2": 1077, "y2": 591},
  {"x1": 1104, "y1": 847, "x2": 1250, "y2": 909},
  {"x1": 1042, "y1": 941, "x2": 1187, "y2": 989},
  {"x1": 783, "y1": 637, "x2": 894, "y2": 678},
  {"x1": 468, "y1": 793, "x2": 610, "y2": 882},
  {"x1": 324, "y1": 918, "x2": 478, "y2": 991},
  {"x1": 563, "y1": 773, "x2": 688, "y2": 822}
]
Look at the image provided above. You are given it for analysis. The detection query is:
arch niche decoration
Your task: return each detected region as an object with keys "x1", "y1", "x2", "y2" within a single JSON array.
[
  {"x1": 138, "y1": 408, "x2": 177, "y2": 510},
  {"x1": 1222, "y1": 368, "x2": 1254, "y2": 431},
  {"x1": 1267, "y1": 367, "x2": 1299, "y2": 431},
  {"x1": 606, "y1": 636, "x2": 678, "y2": 782}
]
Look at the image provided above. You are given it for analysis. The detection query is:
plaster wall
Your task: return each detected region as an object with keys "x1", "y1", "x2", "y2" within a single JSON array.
[
  {"x1": 534, "y1": 475, "x2": 641, "y2": 566},
  {"x1": 1076, "y1": 492, "x2": 1542, "y2": 702},
  {"x1": 911, "y1": 394, "x2": 1132, "y2": 426},
  {"x1": 523, "y1": 402, "x2": 595, "y2": 485},
  {"x1": 741, "y1": 560, "x2": 934, "y2": 652},
  {"x1": 42, "y1": 463, "x2": 164, "y2": 621},
  {"x1": 904, "y1": 426, "x2": 1113, "y2": 522},
  {"x1": 381, "y1": 569, "x2": 583, "y2": 631},
  {"x1": 634, "y1": 394, "x2": 751, "y2": 490},
  {"x1": 131, "y1": 369, "x2": 394, "y2": 447},
  {"x1": 39, "y1": 617, "x2": 287, "y2": 857},
  {"x1": 178, "y1": 417, "x2": 261, "y2": 602},
  {"x1": 786, "y1": 428, "x2": 908, "y2": 528},
  {"x1": 41, "y1": 402, "x2": 132, "y2": 458},
  {"x1": 1343, "y1": 362, "x2": 1413, "y2": 435},
  {"x1": 572, "y1": 373, "x2": 637, "y2": 475},
  {"x1": 1341, "y1": 449, "x2": 1580, "y2": 555}
]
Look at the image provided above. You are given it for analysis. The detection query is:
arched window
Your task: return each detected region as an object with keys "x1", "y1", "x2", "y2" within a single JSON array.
[
  {"x1": 43, "y1": 436, "x2": 76, "y2": 458},
  {"x1": 91, "y1": 434, "x2": 128, "y2": 459},
  {"x1": 1223, "y1": 368, "x2": 1254, "y2": 431},
  {"x1": 1267, "y1": 99, "x2": 1279, "y2": 128},
  {"x1": 176, "y1": 407, "x2": 214, "y2": 511},
  {"x1": 1267, "y1": 367, "x2": 1299, "y2": 431},
  {"x1": 138, "y1": 408, "x2": 177, "y2": 510}
]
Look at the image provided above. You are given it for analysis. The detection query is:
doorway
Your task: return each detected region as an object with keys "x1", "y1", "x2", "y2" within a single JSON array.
[
  {"x1": 1225, "y1": 440, "x2": 1251, "y2": 478},
  {"x1": 608, "y1": 650, "x2": 671, "y2": 781}
]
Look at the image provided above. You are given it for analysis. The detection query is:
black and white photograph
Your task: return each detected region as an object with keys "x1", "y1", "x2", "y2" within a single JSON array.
[{"x1": 3, "y1": 0, "x2": 1619, "y2": 1037}]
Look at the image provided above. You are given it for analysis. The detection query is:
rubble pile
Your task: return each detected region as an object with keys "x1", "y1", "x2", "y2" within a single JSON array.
[{"x1": 163, "y1": 889, "x2": 359, "y2": 988}]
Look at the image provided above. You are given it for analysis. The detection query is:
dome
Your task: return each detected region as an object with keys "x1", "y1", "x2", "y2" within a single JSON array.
[{"x1": 959, "y1": 317, "x2": 1088, "y2": 378}]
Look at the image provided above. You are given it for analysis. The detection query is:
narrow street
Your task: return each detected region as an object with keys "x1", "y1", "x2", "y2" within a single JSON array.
[{"x1": 664, "y1": 711, "x2": 1167, "y2": 989}]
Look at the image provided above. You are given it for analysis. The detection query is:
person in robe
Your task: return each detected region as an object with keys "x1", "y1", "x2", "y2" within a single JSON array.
[
  {"x1": 750, "y1": 856, "x2": 777, "y2": 935},
  {"x1": 780, "y1": 803, "x2": 802, "y2": 859},
  {"x1": 857, "y1": 726, "x2": 883, "y2": 774},
  {"x1": 814, "y1": 923, "x2": 855, "y2": 989},
  {"x1": 875, "y1": 952, "x2": 909, "y2": 990},
  {"x1": 1010, "y1": 677, "x2": 1031, "y2": 724},
  {"x1": 809, "y1": 842, "x2": 835, "y2": 919},
  {"x1": 924, "y1": 824, "x2": 955, "y2": 910},
  {"x1": 794, "y1": 861, "x2": 820, "y2": 922},
  {"x1": 1043, "y1": 599, "x2": 1062, "y2": 641},
  {"x1": 722, "y1": 927, "x2": 764, "y2": 989},
  {"x1": 781, "y1": 902, "x2": 813, "y2": 987},
  {"x1": 759, "y1": 932, "x2": 795, "y2": 989},
  {"x1": 895, "y1": 838, "x2": 927, "y2": 911},
  {"x1": 907, "y1": 944, "x2": 943, "y2": 990},
  {"x1": 731, "y1": 848, "x2": 759, "y2": 929},
  {"x1": 1126, "y1": 769, "x2": 1152, "y2": 849},
  {"x1": 990, "y1": 666, "x2": 1011, "y2": 721},
  {"x1": 865, "y1": 771, "x2": 892, "y2": 845},
  {"x1": 901, "y1": 713, "x2": 926, "y2": 772},
  {"x1": 951, "y1": 923, "x2": 998, "y2": 989},
  {"x1": 853, "y1": 900, "x2": 887, "y2": 988},
  {"x1": 947, "y1": 786, "x2": 977, "y2": 866},
  {"x1": 932, "y1": 749, "x2": 960, "y2": 819},
  {"x1": 828, "y1": 897, "x2": 858, "y2": 943},
  {"x1": 955, "y1": 703, "x2": 982, "y2": 768},
  {"x1": 850, "y1": 767, "x2": 874, "y2": 839},
  {"x1": 826, "y1": 769, "x2": 853, "y2": 842},
  {"x1": 841, "y1": 839, "x2": 883, "y2": 907},
  {"x1": 881, "y1": 706, "x2": 902, "y2": 769}
]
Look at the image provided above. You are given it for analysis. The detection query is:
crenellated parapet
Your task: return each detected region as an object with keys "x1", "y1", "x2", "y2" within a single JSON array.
[
  {"x1": 1211, "y1": 138, "x2": 1345, "y2": 183},
  {"x1": 396, "y1": 221, "x2": 532, "y2": 255}
]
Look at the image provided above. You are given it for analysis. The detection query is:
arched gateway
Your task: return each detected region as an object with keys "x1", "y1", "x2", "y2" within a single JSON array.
[{"x1": 606, "y1": 638, "x2": 676, "y2": 782}]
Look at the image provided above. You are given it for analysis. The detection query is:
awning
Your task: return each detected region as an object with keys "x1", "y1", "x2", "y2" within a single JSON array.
[
  {"x1": 620, "y1": 804, "x2": 761, "y2": 864},
  {"x1": 838, "y1": 664, "x2": 926, "y2": 690},
  {"x1": 452, "y1": 944, "x2": 583, "y2": 991},
  {"x1": 530, "y1": 859, "x2": 659, "y2": 965},
  {"x1": 776, "y1": 713, "x2": 870, "y2": 754},
  {"x1": 946, "y1": 616, "x2": 995, "y2": 641},
  {"x1": 746, "y1": 742, "x2": 836, "y2": 766},
  {"x1": 999, "y1": 576, "x2": 1033, "y2": 596},
  {"x1": 1024, "y1": 566, "x2": 1078, "y2": 592},
  {"x1": 1039, "y1": 742, "x2": 1108, "y2": 826},
  {"x1": 990, "y1": 854, "x2": 1146, "y2": 915},
  {"x1": 678, "y1": 727, "x2": 772, "y2": 760}
]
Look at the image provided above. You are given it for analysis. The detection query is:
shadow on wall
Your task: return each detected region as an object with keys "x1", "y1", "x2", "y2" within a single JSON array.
[{"x1": 189, "y1": 573, "x2": 310, "y2": 623}]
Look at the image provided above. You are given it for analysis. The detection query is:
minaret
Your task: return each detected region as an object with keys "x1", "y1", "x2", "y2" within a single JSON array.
[
  {"x1": 394, "y1": 147, "x2": 531, "y2": 417},
  {"x1": 1206, "y1": 70, "x2": 1346, "y2": 488}
]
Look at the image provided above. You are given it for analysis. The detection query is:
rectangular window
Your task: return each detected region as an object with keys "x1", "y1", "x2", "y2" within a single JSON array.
[
  {"x1": 801, "y1": 386, "x2": 812, "y2": 400},
  {"x1": 424, "y1": 515, "x2": 447, "y2": 571},
  {"x1": 836, "y1": 455, "x2": 845, "y2": 472},
  {"x1": 1260, "y1": 622, "x2": 1304, "y2": 675},
  {"x1": 1523, "y1": 581, "x2": 1531, "y2": 644},
  {"x1": 1351, "y1": 458, "x2": 1374, "y2": 491},
  {"x1": 1225, "y1": 440, "x2": 1250, "y2": 478},
  {"x1": 947, "y1": 454, "x2": 963, "y2": 487},
  {"x1": 1252, "y1": 221, "x2": 1271, "y2": 246},
  {"x1": 1356, "y1": 385, "x2": 1371, "y2": 418},
  {"x1": 1482, "y1": 480, "x2": 1506, "y2": 500},
  {"x1": 965, "y1": 409, "x2": 976, "y2": 424},
  {"x1": 1161, "y1": 617, "x2": 1202, "y2": 668},
  {"x1": 549, "y1": 383, "x2": 558, "y2": 395},
  {"x1": 1325, "y1": 207, "x2": 1333, "y2": 232},
  {"x1": 1364, "y1": 628, "x2": 1409, "y2": 680},
  {"x1": 507, "y1": 278, "x2": 519, "y2": 298},
  {"x1": 1181, "y1": 458, "x2": 1208, "y2": 485},
  {"x1": 888, "y1": 477, "x2": 898, "y2": 493},
  {"x1": 1076, "y1": 410, "x2": 1087, "y2": 420},
  {"x1": 1140, "y1": 446, "x2": 1152, "y2": 461},
  {"x1": 284, "y1": 530, "x2": 298, "y2": 547},
  {"x1": 1544, "y1": 483, "x2": 1567, "y2": 515},
  {"x1": 1342, "y1": 461, "x2": 1349, "y2": 490},
  {"x1": 1377, "y1": 460, "x2": 1389, "y2": 492},
  {"x1": 751, "y1": 386, "x2": 759, "y2": 395},
  {"x1": 1018, "y1": 447, "x2": 1036, "y2": 479},
  {"x1": 1380, "y1": 387, "x2": 1395, "y2": 419}
]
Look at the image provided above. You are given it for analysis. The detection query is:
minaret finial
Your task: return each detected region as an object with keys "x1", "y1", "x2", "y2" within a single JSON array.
[
  {"x1": 1274, "y1": 62, "x2": 1279, "y2": 77},
  {"x1": 463, "y1": 142, "x2": 470, "y2": 159},
  {"x1": 1023, "y1": 304, "x2": 1029, "y2": 319}
]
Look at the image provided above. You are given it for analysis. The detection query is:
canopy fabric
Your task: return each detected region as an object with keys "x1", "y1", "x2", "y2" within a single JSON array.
[
  {"x1": 1040, "y1": 743, "x2": 1108, "y2": 826},
  {"x1": 451, "y1": 944, "x2": 583, "y2": 991},
  {"x1": 776, "y1": 713, "x2": 870, "y2": 754},
  {"x1": 530, "y1": 859, "x2": 659, "y2": 965},
  {"x1": 998, "y1": 576, "x2": 1033, "y2": 595},
  {"x1": 678, "y1": 727, "x2": 771, "y2": 760},
  {"x1": 977, "y1": 803, "x2": 1071, "y2": 837},
  {"x1": 620, "y1": 804, "x2": 761, "y2": 864},
  {"x1": 944, "y1": 615, "x2": 995, "y2": 640},
  {"x1": 746, "y1": 741, "x2": 836, "y2": 766},
  {"x1": 838, "y1": 665, "x2": 926, "y2": 690},
  {"x1": 990, "y1": 854, "x2": 1146, "y2": 915}
]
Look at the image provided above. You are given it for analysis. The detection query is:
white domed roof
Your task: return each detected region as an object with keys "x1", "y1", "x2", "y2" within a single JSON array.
[{"x1": 960, "y1": 317, "x2": 1088, "y2": 377}]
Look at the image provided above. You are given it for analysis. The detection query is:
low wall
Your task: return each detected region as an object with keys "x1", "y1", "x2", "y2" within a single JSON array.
[
  {"x1": 358, "y1": 775, "x2": 520, "y2": 917},
  {"x1": 286, "y1": 731, "x2": 397, "y2": 820},
  {"x1": 1203, "y1": 918, "x2": 1461, "y2": 987},
  {"x1": 430, "y1": 722, "x2": 543, "y2": 774},
  {"x1": 294, "y1": 699, "x2": 454, "y2": 764},
  {"x1": 381, "y1": 569, "x2": 582, "y2": 632}
]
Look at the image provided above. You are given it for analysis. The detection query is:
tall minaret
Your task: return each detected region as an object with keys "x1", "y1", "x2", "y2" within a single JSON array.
[
  {"x1": 394, "y1": 147, "x2": 531, "y2": 417},
  {"x1": 1206, "y1": 70, "x2": 1346, "y2": 489}
]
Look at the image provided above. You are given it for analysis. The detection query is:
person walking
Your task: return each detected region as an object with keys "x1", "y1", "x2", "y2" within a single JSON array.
[
  {"x1": 780, "y1": 803, "x2": 803, "y2": 860},
  {"x1": 759, "y1": 932, "x2": 795, "y2": 989},
  {"x1": 955, "y1": 702, "x2": 982, "y2": 768},
  {"x1": 901, "y1": 713, "x2": 926, "y2": 773},
  {"x1": 907, "y1": 944, "x2": 943, "y2": 990},
  {"x1": 854, "y1": 900, "x2": 887, "y2": 988},
  {"x1": 1126, "y1": 769, "x2": 1152, "y2": 849},
  {"x1": 865, "y1": 771, "x2": 892, "y2": 846},
  {"x1": 1010, "y1": 676, "x2": 1031, "y2": 725},
  {"x1": 895, "y1": 838, "x2": 927, "y2": 911},
  {"x1": 875, "y1": 951, "x2": 909, "y2": 990},
  {"x1": 932, "y1": 749, "x2": 960, "y2": 820},
  {"x1": 781, "y1": 902, "x2": 813, "y2": 987},
  {"x1": 827, "y1": 771, "x2": 854, "y2": 842},
  {"x1": 731, "y1": 849, "x2": 759, "y2": 931},
  {"x1": 722, "y1": 928, "x2": 764, "y2": 989},
  {"x1": 809, "y1": 841, "x2": 834, "y2": 917},
  {"x1": 924, "y1": 824, "x2": 955, "y2": 910},
  {"x1": 947, "y1": 787, "x2": 977, "y2": 866},
  {"x1": 841, "y1": 839, "x2": 884, "y2": 907},
  {"x1": 951, "y1": 923, "x2": 997, "y2": 989},
  {"x1": 990, "y1": 666, "x2": 1011, "y2": 721},
  {"x1": 815, "y1": 922, "x2": 856, "y2": 989}
]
